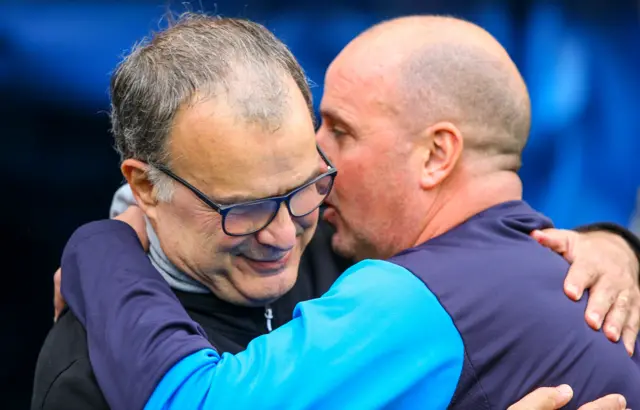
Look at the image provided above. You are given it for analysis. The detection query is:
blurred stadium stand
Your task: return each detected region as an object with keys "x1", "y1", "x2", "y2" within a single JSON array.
[{"x1": 1, "y1": 1, "x2": 638, "y2": 408}]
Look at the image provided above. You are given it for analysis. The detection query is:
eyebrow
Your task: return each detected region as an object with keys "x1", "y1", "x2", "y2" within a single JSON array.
[
  {"x1": 319, "y1": 107, "x2": 340, "y2": 123},
  {"x1": 319, "y1": 107, "x2": 355, "y2": 133},
  {"x1": 213, "y1": 166, "x2": 324, "y2": 205}
]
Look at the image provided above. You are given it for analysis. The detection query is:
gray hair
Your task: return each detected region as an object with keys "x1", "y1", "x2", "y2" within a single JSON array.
[{"x1": 110, "y1": 13, "x2": 314, "y2": 200}]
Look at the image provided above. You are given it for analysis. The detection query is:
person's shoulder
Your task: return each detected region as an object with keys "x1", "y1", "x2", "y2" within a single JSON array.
[
  {"x1": 36, "y1": 309, "x2": 89, "y2": 362},
  {"x1": 416, "y1": 244, "x2": 640, "y2": 408},
  {"x1": 326, "y1": 259, "x2": 460, "y2": 337},
  {"x1": 33, "y1": 356, "x2": 109, "y2": 410},
  {"x1": 391, "y1": 236, "x2": 572, "y2": 319},
  {"x1": 330, "y1": 259, "x2": 422, "y2": 298},
  {"x1": 31, "y1": 310, "x2": 108, "y2": 410}
]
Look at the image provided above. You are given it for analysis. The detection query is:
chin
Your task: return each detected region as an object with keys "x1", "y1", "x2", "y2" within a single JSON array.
[
  {"x1": 331, "y1": 233, "x2": 357, "y2": 261},
  {"x1": 241, "y1": 265, "x2": 299, "y2": 305}
]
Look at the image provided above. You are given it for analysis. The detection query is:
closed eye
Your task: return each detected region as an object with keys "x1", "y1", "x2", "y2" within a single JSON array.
[{"x1": 329, "y1": 127, "x2": 347, "y2": 138}]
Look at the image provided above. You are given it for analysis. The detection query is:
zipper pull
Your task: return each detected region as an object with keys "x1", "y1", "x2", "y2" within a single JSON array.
[{"x1": 264, "y1": 306, "x2": 273, "y2": 332}]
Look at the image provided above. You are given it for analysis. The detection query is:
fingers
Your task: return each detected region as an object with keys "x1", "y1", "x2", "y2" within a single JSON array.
[
  {"x1": 531, "y1": 229, "x2": 574, "y2": 261},
  {"x1": 533, "y1": 229, "x2": 589, "y2": 301},
  {"x1": 53, "y1": 268, "x2": 65, "y2": 322},
  {"x1": 114, "y1": 206, "x2": 149, "y2": 251},
  {"x1": 562, "y1": 255, "x2": 601, "y2": 302},
  {"x1": 585, "y1": 280, "x2": 619, "y2": 331},
  {"x1": 557, "y1": 229, "x2": 640, "y2": 345},
  {"x1": 507, "y1": 385, "x2": 573, "y2": 410},
  {"x1": 577, "y1": 394, "x2": 627, "y2": 410},
  {"x1": 563, "y1": 260, "x2": 595, "y2": 302},
  {"x1": 620, "y1": 303, "x2": 640, "y2": 355},
  {"x1": 537, "y1": 228, "x2": 639, "y2": 352},
  {"x1": 116, "y1": 205, "x2": 145, "y2": 226},
  {"x1": 601, "y1": 290, "x2": 631, "y2": 343},
  {"x1": 508, "y1": 385, "x2": 628, "y2": 410}
]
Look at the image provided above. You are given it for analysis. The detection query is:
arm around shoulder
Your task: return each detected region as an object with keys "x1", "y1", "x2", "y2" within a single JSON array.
[{"x1": 146, "y1": 260, "x2": 465, "y2": 409}]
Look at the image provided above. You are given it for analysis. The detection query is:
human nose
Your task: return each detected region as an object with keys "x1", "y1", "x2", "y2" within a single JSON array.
[{"x1": 254, "y1": 203, "x2": 297, "y2": 250}]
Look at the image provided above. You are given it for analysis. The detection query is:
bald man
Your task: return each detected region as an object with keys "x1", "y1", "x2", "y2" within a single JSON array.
[{"x1": 59, "y1": 15, "x2": 640, "y2": 410}]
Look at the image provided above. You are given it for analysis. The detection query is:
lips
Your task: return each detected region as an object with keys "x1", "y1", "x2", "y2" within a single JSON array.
[
  {"x1": 240, "y1": 252, "x2": 291, "y2": 274},
  {"x1": 322, "y1": 205, "x2": 337, "y2": 224}
]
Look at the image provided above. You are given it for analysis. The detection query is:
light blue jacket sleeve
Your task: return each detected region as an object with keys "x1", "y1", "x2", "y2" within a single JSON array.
[{"x1": 146, "y1": 259, "x2": 465, "y2": 410}]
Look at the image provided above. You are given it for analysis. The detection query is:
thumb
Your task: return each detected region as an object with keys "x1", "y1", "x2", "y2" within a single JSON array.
[
  {"x1": 508, "y1": 385, "x2": 574, "y2": 410},
  {"x1": 114, "y1": 206, "x2": 149, "y2": 251},
  {"x1": 53, "y1": 268, "x2": 65, "y2": 322}
]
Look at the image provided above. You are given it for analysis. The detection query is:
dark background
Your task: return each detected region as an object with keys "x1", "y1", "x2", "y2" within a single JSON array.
[{"x1": 1, "y1": 0, "x2": 638, "y2": 408}]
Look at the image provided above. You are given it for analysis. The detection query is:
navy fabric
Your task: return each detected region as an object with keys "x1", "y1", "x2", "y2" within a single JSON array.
[
  {"x1": 61, "y1": 221, "x2": 212, "y2": 410},
  {"x1": 60, "y1": 201, "x2": 640, "y2": 409},
  {"x1": 388, "y1": 201, "x2": 640, "y2": 409},
  {"x1": 144, "y1": 261, "x2": 465, "y2": 410},
  {"x1": 62, "y1": 222, "x2": 466, "y2": 409},
  {"x1": 33, "y1": 219, "x2": 347, "y2": 410}
]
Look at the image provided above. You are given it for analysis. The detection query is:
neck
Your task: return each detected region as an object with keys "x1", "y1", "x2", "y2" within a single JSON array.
[
  {"x1": 412, "y1": 170, "x2": 523, "y2": 247},
  {"x1": 110, "y1": 184, "x2": 211, "y2": 294},
  {"x1": 146, "y1": 218, "x2": 210, "y2": 294}
]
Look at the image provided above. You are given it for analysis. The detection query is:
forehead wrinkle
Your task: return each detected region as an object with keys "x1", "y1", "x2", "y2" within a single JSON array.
[
  {"x1": 168, "y1": 81, "x2": 318, "y2": 204},
  {"x1": 208, "y1": 161, "x2": 323, "y2": 205},
  {"x1": 199, "y1": 132, "x2": 319, "y2": 204}
]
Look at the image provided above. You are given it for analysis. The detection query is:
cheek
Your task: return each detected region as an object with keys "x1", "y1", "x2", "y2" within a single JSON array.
[
  {"x1": 163, "y1": 202, "x2": 230, "y2": 249},
  {"x1": 334, "y1": 160, "x2": 377, "y2": 207},
  {"x1": 296, "y1": 210, "x2": 319, "y2": 240},
  {"x1": 335, "y1": 162, "x2": 412, "y2": 230},
  {"x1": 193, "y1": 214, "x2": 249, "y2": 254}
]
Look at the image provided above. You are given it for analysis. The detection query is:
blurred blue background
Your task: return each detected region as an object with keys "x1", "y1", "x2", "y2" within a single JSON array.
[{"x1": 1, "y1": 0, "x2": 638, "y2": 408}]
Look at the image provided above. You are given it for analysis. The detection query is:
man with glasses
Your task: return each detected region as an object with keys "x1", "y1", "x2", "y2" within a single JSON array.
[
  {"x1": 152, "y1": 146, "x2": 336, "y2": 238},
  {"x1": 33, "y1": 15, "x2": 346, "y2": 410},
  {"x1": 36, "y1": 13, "x2": 640, "y2": 410}
]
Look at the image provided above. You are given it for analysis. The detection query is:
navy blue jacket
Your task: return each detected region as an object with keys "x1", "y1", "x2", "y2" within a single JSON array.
[
  {"x1": 32, "y1": 221, "x2": 350, "y2": 410},
  {"x1": 61, "y1": 201, "x2": 640, "y2": 409}
]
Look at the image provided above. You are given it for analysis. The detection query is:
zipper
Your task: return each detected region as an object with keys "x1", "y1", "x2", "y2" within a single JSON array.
[{"x1": 264, "y1": 305, "x2": 274, "y2": 332}]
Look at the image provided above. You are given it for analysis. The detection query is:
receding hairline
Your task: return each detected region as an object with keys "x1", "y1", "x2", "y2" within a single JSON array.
[
  {"x1": 170, "y1": 70, "x2": 314, "y2": 153},
  {"x1": 110, "y1": 13, "x2": 314, "y2": 162},
  {"x1": 109, "y1": 13, "x2": 315, "y2": 201}
]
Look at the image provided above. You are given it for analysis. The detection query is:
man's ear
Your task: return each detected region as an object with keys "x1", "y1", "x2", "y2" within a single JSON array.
[
  {"x1": 121, "y1": 159, "x2": 159, "y2": 220},
  {"x1": 418, "y1": 121, "x2": 464, "y2": 190}
]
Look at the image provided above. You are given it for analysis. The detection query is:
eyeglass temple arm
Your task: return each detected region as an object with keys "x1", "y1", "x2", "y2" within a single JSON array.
[
  {"x1": 316, "y1": 144, "x2": 336, "y2": 170},
  {"x1": 145, "y1": 163, "x2": 224, "y2": 212}
]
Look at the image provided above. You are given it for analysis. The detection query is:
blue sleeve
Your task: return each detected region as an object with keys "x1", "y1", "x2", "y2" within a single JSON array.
[
  {"x1": 60, "y1": 220, "x2": 212, "y2": 410},
  {"x1": 62, "y1": 220, "x2": 464, "y2": 410},
  {"x1": 149, "y1": 259, "x2": 465, "y2": 410}
]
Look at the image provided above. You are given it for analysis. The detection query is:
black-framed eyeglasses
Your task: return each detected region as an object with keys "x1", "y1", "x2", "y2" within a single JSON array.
[{"x1": 149, "y1": 145, "x2": 337, "y2": 236}]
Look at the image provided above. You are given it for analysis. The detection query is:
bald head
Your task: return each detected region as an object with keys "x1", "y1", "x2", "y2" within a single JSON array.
[{"x1": 333, "y1": 15, "x2": 531, "y2": 170}]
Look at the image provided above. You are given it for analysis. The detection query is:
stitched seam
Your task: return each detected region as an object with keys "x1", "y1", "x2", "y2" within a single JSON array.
[
  {"x1": 39, "y1": 359, "x2": 80, "y2": 408},
  {"x1": 396, "y1": 264, "x2": 493, "y2": 409}
]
